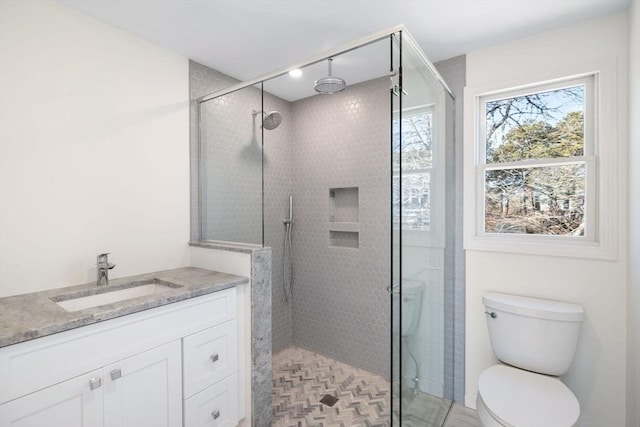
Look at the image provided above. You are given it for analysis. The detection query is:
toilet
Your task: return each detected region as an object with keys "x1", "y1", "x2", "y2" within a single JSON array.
[
  {"x1": 401, "y1": 280, "x2": 424, "y2": 337},
  {"x1": 477, "y1": 292, "x2": 584, "y2": 427}
]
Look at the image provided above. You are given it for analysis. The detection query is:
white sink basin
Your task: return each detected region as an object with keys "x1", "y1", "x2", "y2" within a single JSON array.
[{"x1": 52, "y1": 279, "x2": 182, "y2": 312}]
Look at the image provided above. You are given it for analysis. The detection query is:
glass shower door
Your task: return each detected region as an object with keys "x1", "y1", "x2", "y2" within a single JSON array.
[
  {"x1": 199, "y1": 83, "x2": 264, "y2": 244},
  {"x1": 392, "y1": 30, "x2": 454, "y2": 426},
  {"x1": 390, "y1": 31, "x2": 402, "y2": 426}
]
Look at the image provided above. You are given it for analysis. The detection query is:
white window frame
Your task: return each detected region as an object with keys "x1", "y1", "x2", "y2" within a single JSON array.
[
  {"x1": 393, "y1": 103, "x2": 446, "y2": 248},
  {"x1": 463, "y1": 60, "x2": 618, "y2": 260},
  {"x1": 478, "y1": 76, "x2": 596, "y2": 241}
]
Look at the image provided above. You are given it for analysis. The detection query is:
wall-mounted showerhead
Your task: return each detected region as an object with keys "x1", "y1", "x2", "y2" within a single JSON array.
[
  {"x1": 252, "y1": 110, "x2": 283, "y2": 130},
  {"x1": 314, "y1": 58, "x2": 346, "y2": 94}
]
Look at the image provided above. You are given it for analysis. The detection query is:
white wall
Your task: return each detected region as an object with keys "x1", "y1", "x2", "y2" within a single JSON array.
[
  {"x1": 464, "y1": 13, "x2": 628, "y2": 427},
  {"x1": 0, "y1": 0, "x2": 190, "y2": 297},
  {"x1": 627, "y1": 1, "x2": 640, "y2": 426}
]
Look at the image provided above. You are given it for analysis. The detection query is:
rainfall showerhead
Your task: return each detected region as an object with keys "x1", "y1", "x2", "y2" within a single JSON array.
[
  {"x1": 314, "y1": 58, "x2": 346, "y2": 94},
  {"x1": 252, "y1": 110, "x2": 283, "y2": 130}
]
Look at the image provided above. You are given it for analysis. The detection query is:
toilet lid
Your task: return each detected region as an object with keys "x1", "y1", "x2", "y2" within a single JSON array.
[{"x1": 478, "y1": 365, "x2": 580, "y2": 427}]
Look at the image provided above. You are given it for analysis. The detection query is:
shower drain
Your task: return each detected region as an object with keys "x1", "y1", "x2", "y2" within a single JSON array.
[{"x1": 319, "y1": 394, "x2": 339, "y2": 407}]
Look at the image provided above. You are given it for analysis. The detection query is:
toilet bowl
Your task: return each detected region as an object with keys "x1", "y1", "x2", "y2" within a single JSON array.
[
  {"x1": 477, "y1": 365, "x2": 580, "y2": 427},
  {"x1": 478, "y1": 292, "x2": 584, "y2": 427}
]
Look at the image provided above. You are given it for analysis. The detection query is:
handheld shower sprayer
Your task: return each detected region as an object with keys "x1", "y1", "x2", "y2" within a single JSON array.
[
  {"x1": 283, "y1": 195, "x2": 293, "y2": 225},
  {"x1": 283, "y1": 195, "x2": 294, "y2": 302}
]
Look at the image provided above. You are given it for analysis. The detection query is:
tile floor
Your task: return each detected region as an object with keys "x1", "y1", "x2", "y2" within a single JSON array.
[
  {"x1": 272, "y1": 346, "x2": 390, "y2": 426},
  {"x1": 393, "y1": 386, "x2": 452, "y2": 426},
  {"x1": 270, "y1": 346, "x2": 481, "y2": 427},
  {"x1": 442, "y1": 405, "x2": 482, "y2": 427}
]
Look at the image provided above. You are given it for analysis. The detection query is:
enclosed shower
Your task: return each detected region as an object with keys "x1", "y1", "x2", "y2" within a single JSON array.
[{"x1": 193, "y1": 27, "x2": 457, "y2": 426}]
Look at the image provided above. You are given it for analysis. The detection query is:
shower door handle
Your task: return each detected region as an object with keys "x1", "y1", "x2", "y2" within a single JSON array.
[{"x1": 386, "y1": 283, "x2": 400, "y2": 294}]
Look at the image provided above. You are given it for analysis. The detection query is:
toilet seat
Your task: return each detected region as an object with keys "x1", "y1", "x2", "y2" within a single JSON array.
[{"x1": 478, "y1": 365, "x2": 580, "y2": 427}]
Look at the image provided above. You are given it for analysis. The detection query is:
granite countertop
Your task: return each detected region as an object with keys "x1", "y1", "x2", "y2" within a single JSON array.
[{"x1": 0, "y1": 267, "x2": 248, "y2": 348}]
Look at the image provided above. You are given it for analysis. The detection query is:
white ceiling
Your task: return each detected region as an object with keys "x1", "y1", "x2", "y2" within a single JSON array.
[{"x1": 56, "y1": 0, "x2": 628, "y2": 101}]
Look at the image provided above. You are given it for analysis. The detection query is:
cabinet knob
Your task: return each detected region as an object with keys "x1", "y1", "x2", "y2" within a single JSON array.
[
  {"x1": 89, "y1": 377, "x2": 102, "y2": 390},
  {"x1": 110, "y1": 369, "x2": 122, "y2": 380},
  {"x1": 210, "y1": 353, "x2": 219, "y2": 363},
  {"x1": 211, "y1": 410, "x2": 220, "y2": 419}
]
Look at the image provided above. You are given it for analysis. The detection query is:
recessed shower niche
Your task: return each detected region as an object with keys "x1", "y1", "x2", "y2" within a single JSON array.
[{"x1": 329, "y1": 187, "x2": 359, "y2": 248}]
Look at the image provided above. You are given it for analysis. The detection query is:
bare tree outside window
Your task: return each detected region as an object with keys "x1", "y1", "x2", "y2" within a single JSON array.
[{"x1": 482, "y1": 84, "x2": 588, "y2": 235}]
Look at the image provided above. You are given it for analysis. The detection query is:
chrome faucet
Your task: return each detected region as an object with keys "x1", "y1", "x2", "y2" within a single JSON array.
[{"x1": 96, "y1": 253, "x2": 116, "y2": 286}]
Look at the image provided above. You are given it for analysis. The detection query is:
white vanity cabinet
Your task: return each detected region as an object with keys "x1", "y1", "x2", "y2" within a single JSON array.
[
  {"x1": 0, "y1": 341, "x2": 182, "y2": 427},
  {"x1": 0, "y1": 287, "x2": 239, "y2": 427}
]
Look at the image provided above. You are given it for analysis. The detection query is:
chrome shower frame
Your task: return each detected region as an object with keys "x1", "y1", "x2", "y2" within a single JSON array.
[{"x1": 196, "y1": 25, "x2": 452, "y2": 104}]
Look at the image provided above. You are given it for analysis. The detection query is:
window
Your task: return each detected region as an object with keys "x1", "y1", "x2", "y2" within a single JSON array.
[
  {"x1": 393, "y1": 106, "x2": 434, "y2": 232},
  {"x1": 464, "y1": 60, "x2": 619, "y2": 260},
  {"x1": 393, "y1": 104, "x2": 446, "y2": 248},
  {"x1": 479, "y1": 77, "x2": 595, "y2": 239}
]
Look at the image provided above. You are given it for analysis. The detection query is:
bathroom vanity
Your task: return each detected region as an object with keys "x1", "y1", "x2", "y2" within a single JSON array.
[{"x1": 0, "y1": 267, "x2": 248, "y2": 427}]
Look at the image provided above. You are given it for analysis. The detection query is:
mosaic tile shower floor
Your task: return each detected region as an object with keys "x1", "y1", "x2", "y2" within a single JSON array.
[
  {"x1": 272, "y1": 346, "x2": 391, "y2": 426},
  {"x1": 271, "y1": 346, "x2": 479, "y2": 427}
]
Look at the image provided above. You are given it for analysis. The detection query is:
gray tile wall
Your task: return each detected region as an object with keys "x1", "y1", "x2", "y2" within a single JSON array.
[
  {"x1": 434, "y1": 55, "x2": 466, "y2": 404},
  {"x1": 263, "y1": 97, "x2": 294, "y2": 355},
  {"x1": 289, "y1": 77, "x2": 391, "y2": 378}
]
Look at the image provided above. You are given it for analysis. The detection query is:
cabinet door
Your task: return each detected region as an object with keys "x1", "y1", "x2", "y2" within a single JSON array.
[
  {"x1": 103, "y1": 341, "x2": 182, "y2": 427},
  {"x1": 0, "y1": 369, "x2": 103, "y2": 427},
  {"x1": 184, "y1": 374, "x2": 238, "y2": 427}
]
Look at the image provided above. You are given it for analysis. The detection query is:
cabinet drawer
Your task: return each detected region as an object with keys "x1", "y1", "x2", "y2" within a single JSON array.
[
  {"x1": 183, "y1": 320, "x2": 237, "y2": 398},
  {"x1": 184, "y1": 374, "x2": 238, "y2": 427}
]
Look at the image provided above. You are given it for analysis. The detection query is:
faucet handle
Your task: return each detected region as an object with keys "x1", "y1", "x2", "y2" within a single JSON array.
[{"x1": 97, "y1": 253, "x2": 110, "y2": 264}]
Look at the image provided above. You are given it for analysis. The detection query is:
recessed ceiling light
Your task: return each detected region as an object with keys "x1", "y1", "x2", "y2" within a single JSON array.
[{"x1": 288, "y1": 69, "x2": 303, "y2": 78}]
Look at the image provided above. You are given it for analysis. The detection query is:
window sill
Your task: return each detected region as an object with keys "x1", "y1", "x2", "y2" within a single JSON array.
[{"x1": 464, "y1": 234, "x2": 616, "y2": 261}]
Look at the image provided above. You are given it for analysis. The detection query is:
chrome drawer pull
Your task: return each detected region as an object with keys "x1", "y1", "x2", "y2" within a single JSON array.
[
  {"x1": 210, "y1": 353, "x2": 219, "y2": 363},
  {"x1": 110, "y1": 369, "x2": 122, "y2": 380},
  {"x1": 211, "y1": 410, "x2": 220, "y2": 419},
  {"x1": 89, "y1": 377, "x2": 102, "y2": 390}
]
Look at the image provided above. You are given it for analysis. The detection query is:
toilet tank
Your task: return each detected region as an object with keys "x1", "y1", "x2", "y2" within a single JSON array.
[{"x1": 483, "y1": 292, "x2": 584, "y2": 376}]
